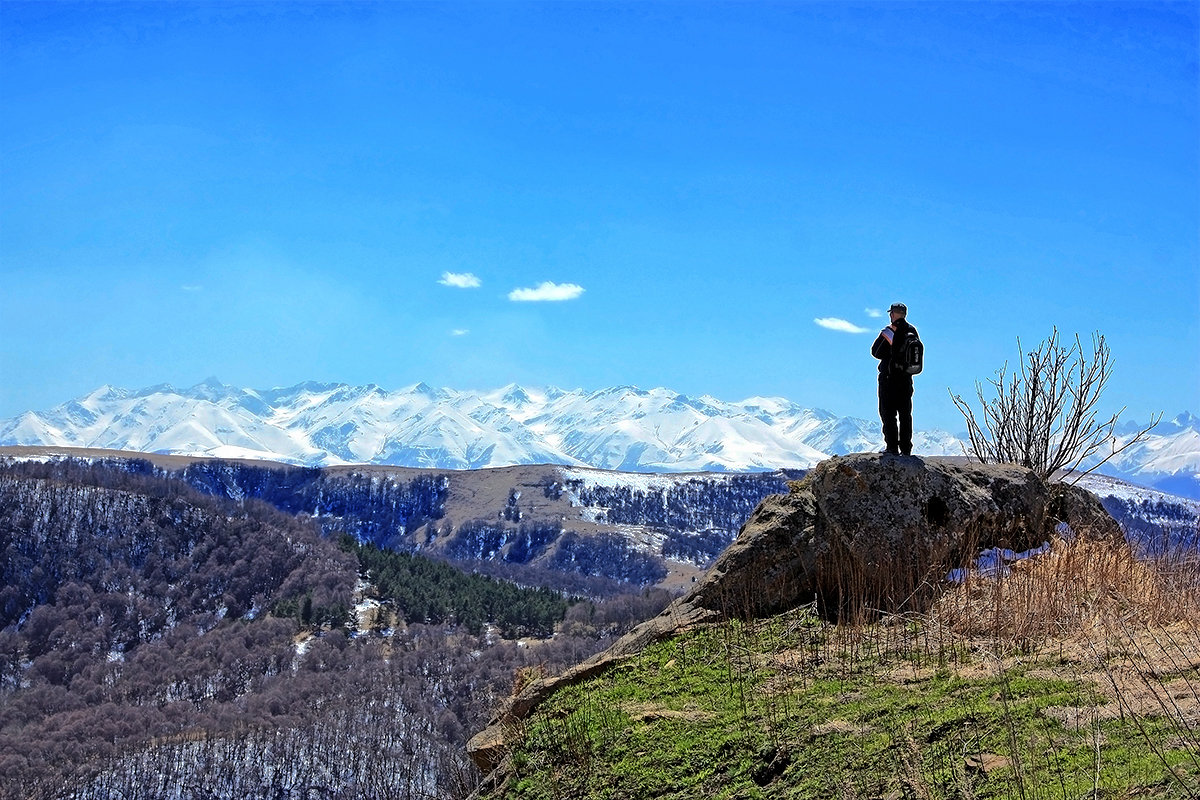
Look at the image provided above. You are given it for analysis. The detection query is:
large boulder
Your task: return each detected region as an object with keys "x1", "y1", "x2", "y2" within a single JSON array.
[
  {"x1": 467, "y1": 454, "x2": 1120, "y2": 777},
  {"x1": 689, "y1": 453, "x2": 1119, "y2": 619}
]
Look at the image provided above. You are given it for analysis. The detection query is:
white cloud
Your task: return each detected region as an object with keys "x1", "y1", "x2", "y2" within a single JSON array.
[
  {"x1": 815, "y1": 317, "x2": 869, "y2": 334},
  {"x1": 450, "y1": 329, "x2": 470, "y2": 336},
  {"x1": 865, "y1": 308, "x2": 884, "y2": 318},
  {"x1": 508, "y1": 281, "x2": 585, "y2": 302},
  {"x1": 439, "y1": 271, "x2": 481, "y2": 289},
  {"x1": 182, "y1": 285, "x2": 202, "y2": 292}
]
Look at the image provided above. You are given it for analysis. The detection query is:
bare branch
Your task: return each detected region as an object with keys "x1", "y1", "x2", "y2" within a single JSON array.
[
  {"x1": 1064, "y1": 413, "x2": 1163, "y2": 484},
  {"x1": 949, "y1": 328, "x2": 1158, "y2": 481}
]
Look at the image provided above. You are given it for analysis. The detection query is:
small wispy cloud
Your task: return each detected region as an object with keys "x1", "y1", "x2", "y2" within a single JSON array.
[
  {"x1": 508, "y1": 281, "x2": 585, "y2": 302},
  {"x1": 182, "y1": 285, "x2": 203, "y2": 292},
  {"x1": 439, "y1": 271, "x2": 481, "y2": 289},
  {"x1": 450, "y1": 329, "x2": 470, "y2": 337},
  {"x1": 815, "y1": 317, "x2": 869, "y2": 334},
  {"x1": 865, "y1": 308, "x2": 884, "y2": 318}
]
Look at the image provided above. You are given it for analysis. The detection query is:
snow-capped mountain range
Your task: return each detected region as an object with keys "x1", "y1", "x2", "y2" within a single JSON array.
[{"x1": 2, "y1": 379, "x2": 1196, "y2": 497}]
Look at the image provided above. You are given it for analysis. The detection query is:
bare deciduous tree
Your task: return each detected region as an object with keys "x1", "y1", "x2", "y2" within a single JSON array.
[{"x1": 949, "y1": 327, "x2": 1159, "y2": 481}]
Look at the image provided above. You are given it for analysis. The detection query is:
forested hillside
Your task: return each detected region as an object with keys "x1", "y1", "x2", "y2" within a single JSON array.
[
  {"x1": 350, "y1": 540, "x2": 568, "y2": 637},
  {"x1": 1097, "y1": 493, "x2": 1200, "y2": 554},
  {"x1": 4, "y1": 453, "x2": 798, "y2": 597},
  {"x1": 161, "y1": 458, "x2": 448, "y2": 549},
  {"x1": 171, "y1": 460, "x2": 793, "y2": 592},
  {"x1": 0, "y1": 460, "x2": 663, "y2": 800},
  {"x1": 565, "y1": 472, "x2": 790, "y2": 564}
]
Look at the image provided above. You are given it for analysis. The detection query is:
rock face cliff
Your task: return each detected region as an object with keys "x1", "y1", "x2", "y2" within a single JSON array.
[{"x1": 468, "y1": 453, "x2": 1120, "y2": 778}]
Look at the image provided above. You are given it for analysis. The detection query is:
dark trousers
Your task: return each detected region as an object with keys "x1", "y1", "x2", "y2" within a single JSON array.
[{"x1": 878, "y1": 376, "x2": 914, "y2": 454}]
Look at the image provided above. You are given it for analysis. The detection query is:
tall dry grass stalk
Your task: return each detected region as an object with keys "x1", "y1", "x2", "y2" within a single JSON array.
[{"x1": 930, "y1": 528, "x2": 1200, "y2": 652}]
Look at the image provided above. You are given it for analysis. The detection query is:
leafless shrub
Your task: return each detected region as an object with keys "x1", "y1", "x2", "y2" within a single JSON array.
[{"x1": 949, "y1": 327, "x2": 1159, "y2": 480}]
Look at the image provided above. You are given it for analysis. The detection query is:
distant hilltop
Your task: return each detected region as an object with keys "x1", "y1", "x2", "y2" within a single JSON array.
[{"x1": 1, "y1": 379, "x2": 1196, "y2": 497}]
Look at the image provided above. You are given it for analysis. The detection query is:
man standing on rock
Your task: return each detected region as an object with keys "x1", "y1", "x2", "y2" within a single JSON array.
[{"x1": 872, "y1": 302, "x2": 917, "y2": 455}]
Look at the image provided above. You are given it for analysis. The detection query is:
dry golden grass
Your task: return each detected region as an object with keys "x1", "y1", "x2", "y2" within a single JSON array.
[{"x1": 931, "y1": 531, "x2": 1200, "y2": 652}]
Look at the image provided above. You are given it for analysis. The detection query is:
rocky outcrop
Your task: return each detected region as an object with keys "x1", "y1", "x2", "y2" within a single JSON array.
[
  {"x1": 689, "y1": 453, "x2": 1119, "y2": 619},
  {"x1": 467, "y1": 453, "x2": 1120, "y2": 778}
]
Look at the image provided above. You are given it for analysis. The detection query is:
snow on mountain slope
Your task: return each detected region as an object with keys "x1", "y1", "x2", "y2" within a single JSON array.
[
  {"x1": 1106, "y1": 415, "x2": 1200, "y2": 479},
  {"x1": 1075, "y1": 472, "x2": 1200, "y2": 510},
  {"x1": 2, "y1": 380, "x2": 1196, "y2": 496},
  {"x1": 1072, "y1": 412, "x2": 1200, "y2": 500}
]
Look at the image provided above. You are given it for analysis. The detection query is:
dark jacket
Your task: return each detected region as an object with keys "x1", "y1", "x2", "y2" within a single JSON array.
[{"x1": 872, "y1": 318, "x2": 917, "y2": 380}]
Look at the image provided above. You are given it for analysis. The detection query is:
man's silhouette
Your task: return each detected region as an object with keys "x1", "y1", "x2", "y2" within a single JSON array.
[{"x1": 871, "y1": 302, "x2": 917, "y2": 455}]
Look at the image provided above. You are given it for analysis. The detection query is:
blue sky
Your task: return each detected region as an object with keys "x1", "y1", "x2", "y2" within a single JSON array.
[{"x1": 1, "y1": 1, "x2": 1196, "y2": 431}]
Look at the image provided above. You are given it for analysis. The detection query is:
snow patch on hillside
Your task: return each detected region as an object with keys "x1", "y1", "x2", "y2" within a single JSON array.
[
  {"x1": 1075, "y1": 472, "x2": 1200, "y2": 512},
  {"x1": 557, "y1": 466, "x2": 748, "y2": 524}
]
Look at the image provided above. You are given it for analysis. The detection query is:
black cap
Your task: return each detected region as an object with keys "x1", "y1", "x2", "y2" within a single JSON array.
[{"x1": 889, "y1": 303, "x2": 907, "y2": 315}]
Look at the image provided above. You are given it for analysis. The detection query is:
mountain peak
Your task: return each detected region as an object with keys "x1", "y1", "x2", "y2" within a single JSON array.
[
  {"x1": 83, "y1": 384, "x2": 127, "y2": 404},
  {"x1": 2, "y1": 383, "x2": 1195, "y2": 499},
  {"x1": 132, "y1": 382, "x2": 178, "y2": 398},
  {"x1": 497, "y1": 383, "x2": 533, "y2": 406},
  {"x1": 329, "y1": 383, "x2": 385, "y2": 401},
  {"x1": 184, "y1": 377, "x2": 237, "y2": 401},
  {"x1": 592, "y1": 385, "x2": 646, "y2": 400},
  {"x1": 282, "y1": 381, "x2": 345, "y2": 396},
  {"x1": 1170, "y1": 411, "x2": 1199, "y2": 432},
  {"x1": 405, "y1": 381, "x2": 444, "y2": 399}
]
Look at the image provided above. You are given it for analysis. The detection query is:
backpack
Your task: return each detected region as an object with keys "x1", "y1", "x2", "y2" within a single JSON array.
[{"x1": 893, "y1": 329, "x2": 923, "y2": 376}]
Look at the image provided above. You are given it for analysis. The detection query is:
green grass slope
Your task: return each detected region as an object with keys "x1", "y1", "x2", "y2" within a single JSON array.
[{"x1": 477, "y1": 536, "x2": 1200, "y2": 799}]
